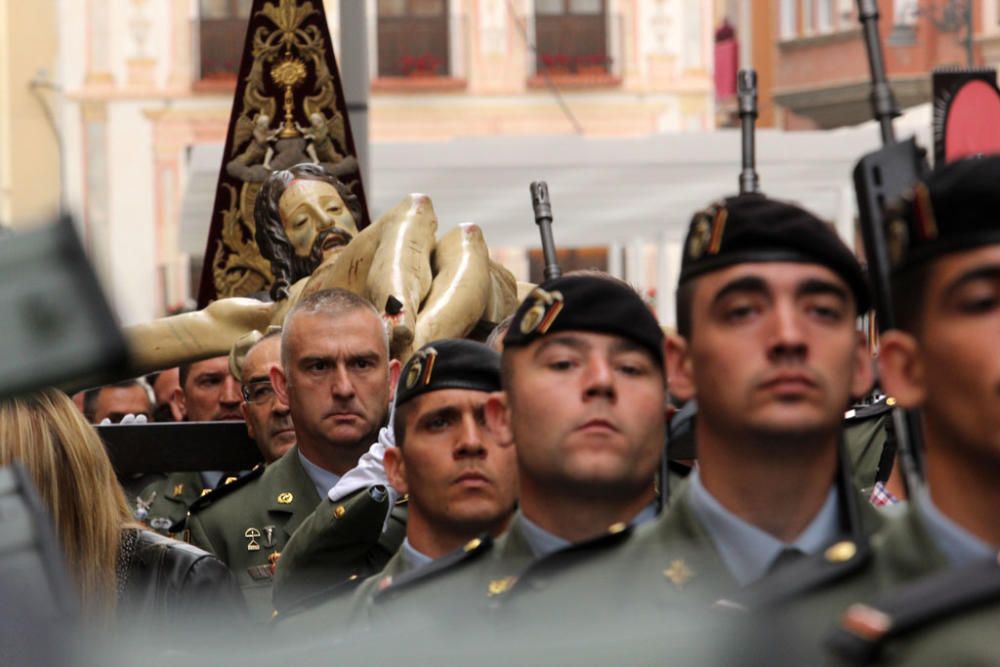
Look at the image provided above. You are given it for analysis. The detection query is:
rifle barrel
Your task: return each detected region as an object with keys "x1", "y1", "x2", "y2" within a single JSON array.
[
  {"x1": 530, "y1": 181, "x2": 562, "y2": 281},
  {"x1": 737, "y1": 69, "x2": 760, "y2": 195},
  {"x1": 857, "y1": 0, "x2": 899, "y2": 145}
]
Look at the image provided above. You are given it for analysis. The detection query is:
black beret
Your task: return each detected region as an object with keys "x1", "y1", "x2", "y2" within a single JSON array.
[
  {"x1": 887, "y1": 155, "x2": 1000, "y2": 274},
  {"x1": 395, "y1": 339, "x2": 501, "y2": 409},
  {"x1": 503, "y1": 275, "x2": 664, "y2": 366},
  {"x1": 679, "y1": 193, "x2": 870, "y2": 313}
]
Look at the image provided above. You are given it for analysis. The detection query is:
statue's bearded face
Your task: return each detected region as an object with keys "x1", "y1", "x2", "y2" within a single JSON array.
[{"x1": 277, "y1": 179, "x2": 358, "y2": 267}]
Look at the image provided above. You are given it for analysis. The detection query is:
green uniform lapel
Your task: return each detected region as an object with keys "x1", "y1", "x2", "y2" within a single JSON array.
[{"x1": 260, "y1": 447, "x2": 323, "y2": 541}]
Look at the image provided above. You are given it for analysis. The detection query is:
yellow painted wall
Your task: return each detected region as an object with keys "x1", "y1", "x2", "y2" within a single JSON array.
[{"x1": 0, "y1": 0, "x2": 60, "y2": 227}]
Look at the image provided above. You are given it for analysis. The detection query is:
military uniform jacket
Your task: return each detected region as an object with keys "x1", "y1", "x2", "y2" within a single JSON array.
[
  {"x1": 187, "y1": 445, "x2": 321, "y2": 622},
  {"x1": 136, "y1": 471, "x2": 208, "y2": 537},
  {"x1": 825, "y1": 554, "x2": 1000, "y2": 667},
  {"x1": 739, "y1": 499, "x2": 953, "y2": 665},
  {"x1": 270, "y1": 486, "x2": 406, "y2": 614}
]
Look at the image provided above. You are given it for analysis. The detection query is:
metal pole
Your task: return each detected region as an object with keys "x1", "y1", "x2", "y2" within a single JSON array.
[
  {"x1": 339, "y1": 0, "x2": 371, "y2": 191},
  {"x1": 966, "y1": 0, "x2": 975, "y2": 67}
]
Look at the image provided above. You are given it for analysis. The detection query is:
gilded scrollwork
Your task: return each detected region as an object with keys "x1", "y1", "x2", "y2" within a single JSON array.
[{"x1": 203, "y1": 0, "x2": 366, "y2": 303}]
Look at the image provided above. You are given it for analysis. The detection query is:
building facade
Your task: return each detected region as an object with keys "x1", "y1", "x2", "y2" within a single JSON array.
[{"x1": 5, "y1": 0, "x2": 715, "y2": 325}]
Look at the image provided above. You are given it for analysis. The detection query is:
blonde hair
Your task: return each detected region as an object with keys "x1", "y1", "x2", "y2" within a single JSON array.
[{"x1": 0, "y1": 389, "x2": 133, "y2": 614}]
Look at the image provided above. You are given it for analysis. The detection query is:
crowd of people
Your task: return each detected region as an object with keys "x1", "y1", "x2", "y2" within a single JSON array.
[{"x1": 4, "y1": 155, "x2": 1000, "y2": 666}]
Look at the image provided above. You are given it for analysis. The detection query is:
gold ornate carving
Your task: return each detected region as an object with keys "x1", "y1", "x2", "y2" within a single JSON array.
[
  {"x1": 212, "y1": 184, "x2": 274, "y2": 298},
  {"x1": 205, "y1": 0, "x2": 362, "y2": 303}
]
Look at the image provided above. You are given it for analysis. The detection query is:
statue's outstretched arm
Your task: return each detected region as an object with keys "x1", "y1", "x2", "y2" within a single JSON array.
[
  {"x1": 126, "y1": 297, "x2": 276, "y2": 375},
  {"x1": 412, "y1": 223, "x2": 491, "y2": 353}
]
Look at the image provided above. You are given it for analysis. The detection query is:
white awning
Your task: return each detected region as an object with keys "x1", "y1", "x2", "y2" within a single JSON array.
[{"x1": 180, "y1": 116, "x2": 931, "y2": 256}]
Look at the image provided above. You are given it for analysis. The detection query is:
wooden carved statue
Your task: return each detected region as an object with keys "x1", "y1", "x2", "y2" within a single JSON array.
[{"x1": 126, "y1": 167, "x2": 526, "y2": 371}]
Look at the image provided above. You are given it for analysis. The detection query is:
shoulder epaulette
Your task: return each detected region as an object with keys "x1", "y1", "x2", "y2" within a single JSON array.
[
  {"x1": 844, "y1": 398, "x2": 894, "y2": 423},
  {"x1": 188, "y1": 465, "x2": 264, "y2": 514},
  {"x1": 825, "y1": 555, "x2": 1000, "y2": 666},
  {"x1": 373, "y1": 534, "x2": 493, "y2": 603},
  {"x1": 734, "y1": 539, "x2": 873, "y2": 610}
]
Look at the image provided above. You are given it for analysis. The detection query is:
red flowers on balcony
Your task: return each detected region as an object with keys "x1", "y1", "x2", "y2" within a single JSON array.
[
  {"x1": 540, "y1": 52, "x2": 610, "y2": 75},
  {"x1": 400, "y1": 53, "x2": 445, "y2": 76}
]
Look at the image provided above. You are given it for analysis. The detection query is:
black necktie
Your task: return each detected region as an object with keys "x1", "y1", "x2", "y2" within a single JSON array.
[{"x1": 765, "y1": 547, "x2": 806, "y2": 577}]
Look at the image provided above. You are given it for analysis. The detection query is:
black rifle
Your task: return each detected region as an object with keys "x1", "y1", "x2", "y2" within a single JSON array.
[
  {"x1": 853, "y1": 0, "x2": 927, "y2": 493},
  {"x1": 738, "y1": 69, "x2": 761, "y2": 194},
  {"x1": 529, "y1": 182, "x2": 562, "y2": 281}
]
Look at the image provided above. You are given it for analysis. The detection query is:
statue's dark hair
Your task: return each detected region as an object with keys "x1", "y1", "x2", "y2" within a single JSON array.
[{"x1": 254, "y1": 163, "x2": 364, "y2": 301}]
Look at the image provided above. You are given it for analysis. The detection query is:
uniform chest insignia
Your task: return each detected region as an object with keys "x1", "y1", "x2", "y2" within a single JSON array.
[
  {"x1": 173, "y1": 484, "x2": 184, "y2": 497},
  {"x1": 245, "y1": 527, "x2": 262, "y2": 551},
  {"x1": 277, "y1": 492, "x2": 294, "y2": 504},
  {"x1": 663, "y1": 559, "x2": 695, "y2": 590},
  {"x1": 134, "y1": 491, "x2": 156, "y2": 521},
  {"x1": 263, "y1": 525, "x2": 276, "y2": 548},
  {"x1": 247, "y1": 564, "x2": 273, "y2": 582},
  {"x1": 149, "y1": 517, "x2": 172, "y2": 532},
  {"x1": 487, "y1": 576, "x2": 517, "y2": 597},
  {"x1": 268, "y1": 551, "x2": 282, "y2": 576}
]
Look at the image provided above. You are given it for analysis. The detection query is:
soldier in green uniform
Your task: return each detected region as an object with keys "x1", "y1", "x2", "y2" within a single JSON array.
[
  {"x1": 353, "y1": 194, "x2": 884, "y2": 650},
  {"x1": 540, "y1": 193, "x2": 880, "y2": 608},
  {"x1": 186, "y1": 288, "x2": 399, "y2": 621},
  {"x1": 136, "y1": 354, "x2": 245, "y2": 535},
  {"x1": 276, "y1": 274, "x2": 669, "y2": 644},
  {"x1": 277, "y1": 338, "x2": 518, "y2": 623},
  {"x1": 775, "y1": 156, "x2": 1000, "y2": 665}
]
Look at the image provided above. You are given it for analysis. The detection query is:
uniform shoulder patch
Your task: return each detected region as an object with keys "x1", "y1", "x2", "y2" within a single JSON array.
[
  {"x1": 188, "y1": 467, "x2": 265, "y2": 514},
  {"x1": 826, "y1": 554, "x2": 1000, "y2": 664},
  {"x1": 373, "y1": 533, "x2": 494, "y2": 603}
]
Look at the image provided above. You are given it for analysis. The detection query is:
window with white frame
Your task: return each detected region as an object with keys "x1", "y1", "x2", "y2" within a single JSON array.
[
  {"x1": 780, "y1": 0, "x2": 797, "y2": 39},
  {"x1": 817, "y1": 0, "x2": 833, "y2": 33}
]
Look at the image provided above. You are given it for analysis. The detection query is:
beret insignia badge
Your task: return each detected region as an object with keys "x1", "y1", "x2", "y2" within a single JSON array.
[
  {"x1": 404, "y1": 346, "x2": 439, "y2": 390},
  {"x1": 886, "y1": 217, "x2": 909, "y2": 267},
  {"x1": 519, "y1": 288, "x2": 564, "y2": 335},
  {"x1": 687, "y1": 217, "x2": 711, "y2": 260}
]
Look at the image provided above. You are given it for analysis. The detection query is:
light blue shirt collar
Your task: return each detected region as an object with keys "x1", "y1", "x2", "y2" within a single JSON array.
[
  {"x1": 687, "y1": 468, "x2": 841, "y2": 587},
  {"x1": 518, "y1": 513, "x2": 572, "y2": 558},
  {"x1": 297, "y1": 450, "x2": 341, "y2": 498},
  {"x1": 400, "y1": 538, "x2": 433, "y2": 571},
  {"x1": 919, "y1": 487, "x2": 995, "y2": 566},
  {"x1": 631, "y1": 500, "x2": 660, "y2": 527}
]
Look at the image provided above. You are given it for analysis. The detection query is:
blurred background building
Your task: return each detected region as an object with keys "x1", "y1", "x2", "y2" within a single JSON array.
[{"x1": 0, "y1": 0, "x2": 993, "y2": 327}]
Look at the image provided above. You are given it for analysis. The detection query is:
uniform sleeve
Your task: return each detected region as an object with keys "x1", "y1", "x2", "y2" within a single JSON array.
[{"x1": 187, "y1": 512, "x2": 225, "y2": 563}]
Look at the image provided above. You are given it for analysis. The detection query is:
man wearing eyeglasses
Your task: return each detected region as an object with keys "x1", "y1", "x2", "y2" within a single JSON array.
[
  {"x1": 187, "y1": 331, "x2": 305, "y2": 621},
  {"x1": 240, "y1": 331, "x2": 296, "y2": 464}
]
